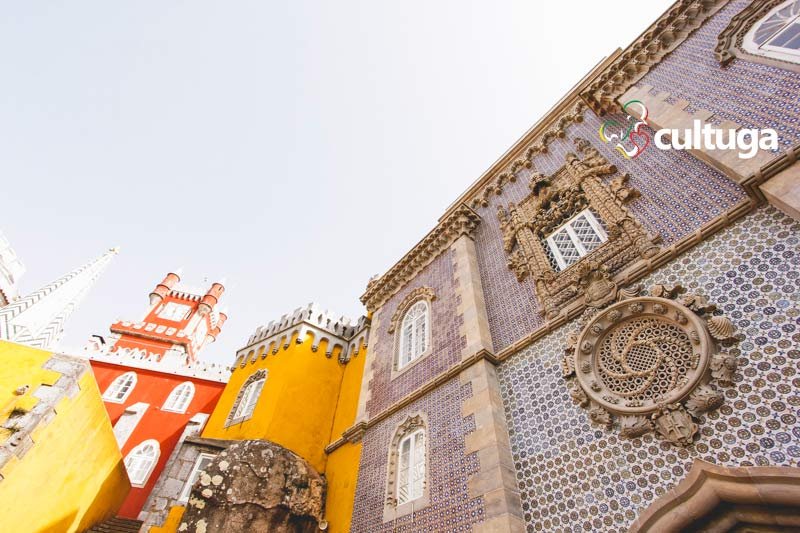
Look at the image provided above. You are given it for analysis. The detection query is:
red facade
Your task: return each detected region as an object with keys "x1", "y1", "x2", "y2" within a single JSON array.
[
  {"x1": 86, "y1": 272, "x2": 229, "y2": 518},
  {"x1": 92, "y1": 363, "x2": 225, "y2": 517}
]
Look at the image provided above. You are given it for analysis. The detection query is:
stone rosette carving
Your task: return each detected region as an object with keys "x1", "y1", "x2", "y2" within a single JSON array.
[{"x1": 562, "y1": 284, "x2": 739, "y2": 446}]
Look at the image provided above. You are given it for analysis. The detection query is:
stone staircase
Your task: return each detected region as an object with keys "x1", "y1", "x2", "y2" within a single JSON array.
[{"x1": 86, "y1": 517, "x2": 143, "y2": 533}]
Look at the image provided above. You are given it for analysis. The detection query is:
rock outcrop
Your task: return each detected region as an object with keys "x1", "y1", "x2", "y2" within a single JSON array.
[{"x1": 179, "y1": 440, "x2": 325, "y2": 533}]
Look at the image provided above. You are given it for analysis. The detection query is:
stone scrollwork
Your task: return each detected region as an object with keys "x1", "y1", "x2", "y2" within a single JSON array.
[
  {"x1": 562, "y1": 284, "x2": 740, "y2": 446},
  {"x1": 498, "y1": 138, "x2": 659, "y2": 319}
]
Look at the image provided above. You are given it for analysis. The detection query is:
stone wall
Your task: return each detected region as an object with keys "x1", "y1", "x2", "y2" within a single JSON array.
[{"x1": 496, "y1": 206, "x2": 799, "y2": 532}]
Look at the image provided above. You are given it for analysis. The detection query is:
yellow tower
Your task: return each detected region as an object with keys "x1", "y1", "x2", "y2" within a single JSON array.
[{"x1": 146, "y1": 304, "x2": 369, "y2": 533}]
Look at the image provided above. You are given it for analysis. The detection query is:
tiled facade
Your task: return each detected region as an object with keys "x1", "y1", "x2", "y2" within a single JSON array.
[
  {"x1": 351, "y1": 377, "x2": 485, "y2": 531},
  {"x1": 640, "y1": 0, "x2": 800, "y2": 152},
  {"x1": 346, "y1": 2, "x2": 800, "y2": 531},
  {"x1": 366, "y1": 250, "x2": 465, "y2": 416},
  {"x1": 497, "y1": 206, "x2": 799, "y2": 532}
]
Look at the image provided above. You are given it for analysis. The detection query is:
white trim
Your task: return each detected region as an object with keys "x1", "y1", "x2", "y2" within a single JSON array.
[
  {"x1": 743, "y1": 0, "x2": 800, "y2": 63},
  {"x1": 544, "y1": 209, "x2": 608, "y2": 271},
  {"x1": 396, "y1": 429, "x2": 426, "y2": 505},
  {"x1": 103, "y1": 371, "x2": 137, "y2": 403},
  {"x1": 179, "y1": 453, "x2": 217, "y2": 502},
  {"x1": 124, "y1": 439, "x2": 160, "y2": 487},
  {"x1": 397, "y1": 300, "x2": 430, "y2": 370},
  {"x1": 162, "y1": 381, "x2": 195, "y2": 413}
]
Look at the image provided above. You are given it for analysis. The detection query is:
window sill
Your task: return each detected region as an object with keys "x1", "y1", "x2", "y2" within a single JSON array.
[{"x1": 390, "y1": 348, "x2": 432, "y2": 381}]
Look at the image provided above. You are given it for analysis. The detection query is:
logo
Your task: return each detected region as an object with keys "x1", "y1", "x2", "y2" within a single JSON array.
[{"x1": 599, "y1": 100, "x2": 778, "y2": 160}]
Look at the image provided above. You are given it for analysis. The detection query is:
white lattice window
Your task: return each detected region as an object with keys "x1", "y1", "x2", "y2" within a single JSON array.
[
  {"x1": 398, "y1": 301, "x2": 429, "y2": 370},
  {"x1": 124, "y1": 439, "x2": 160, "y2": 487},
  {"x1": 103, "y1": 371, "x2": 137, "y2": 403},
  {"x1": 744, "y1": 0, "x2": 800, "y2": 62},
  {"x1": 231, "y1": 377, "x2": 265, "y2": 422},
  {"x1": 397, "y1": 429, "x2": 426, "y2": 505},
  {"x1": 179, "y1": 453, "x2": 216, "y2": 502},
  {"x1": 158, "y1": 302, "x2": 191, "y2": 321},
  {"x1": 544, "y1": 209, "x2": 608, "y2": 271},
  {"x1": 162, "y1": 382, "x2": 195, "y2": 413}
]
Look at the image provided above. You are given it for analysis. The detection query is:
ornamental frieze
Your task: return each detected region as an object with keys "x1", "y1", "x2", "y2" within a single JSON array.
[{"x1": 562, "y1": 284, "x2": 739, "y2": 446}]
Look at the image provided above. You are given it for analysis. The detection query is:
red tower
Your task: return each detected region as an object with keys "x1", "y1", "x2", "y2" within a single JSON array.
[{"x1": 85, "y1": 272, "x2": 229, "y2": 519}]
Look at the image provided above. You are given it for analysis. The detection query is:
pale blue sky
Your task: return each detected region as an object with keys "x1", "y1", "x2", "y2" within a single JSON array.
[{"x1": 1, "y1": 1, "x2": 673, "y2": 364}]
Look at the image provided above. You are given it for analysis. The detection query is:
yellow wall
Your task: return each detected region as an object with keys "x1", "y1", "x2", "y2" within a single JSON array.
[
  {"x1": 323, "y1": 338, "x2": 367, "y2": 533},
  {"x1": 202, "y1": 332, "x2": 347, "y2": 472},
  {"x1": 0, "y1": 341, "x2": 130, "y2": 532},
  {"x1": 150, "y1": 505, "x2": 186, "y2": 533}
]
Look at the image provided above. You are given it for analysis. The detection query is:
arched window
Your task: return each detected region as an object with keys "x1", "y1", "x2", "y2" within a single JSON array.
[
  {"x1": 398, "y1": 301, "x2": 429, "y2": 370},
  {"x1": 162, "y1": 382, "x2": 195, "y2": 413},
  {"x1": 124, "y1": 439, "x2": 160, "y2": 486},
  {"x1": 227, "y1": 370, "x2": 267, "y2": 426},
  {"x1": 396, "y1": 429, "x2": 426, "y2": 504},
  {"x1": 385, "y1": 414, "x2": 429, "y2": 518},
  {"x1": 103, "y1": 371, "x2": 137, "y2": 403},
  {"x1": 744, "y1": 0, "x2": 800, "y2": 64}
]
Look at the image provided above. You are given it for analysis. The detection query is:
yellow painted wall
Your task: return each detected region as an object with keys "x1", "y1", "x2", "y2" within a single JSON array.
[
  {"x1": 202, "y1": 332, "x2": 347, "y2": 472},
  {"x1": 200, "y1": 331, "x2": 368, "y2": 533},
  {"x1": 150, "y1": 505, "x2": 186, "y2": 533},
  {"x1": 0, "y1": 341, "x2": 130, "y2": 532},
  {"x1": 324, "y1": 441, "x2": 362, "y2": 533},
  {"x1": 323, "y1": 339, "x2": 367, "y2": 533}
]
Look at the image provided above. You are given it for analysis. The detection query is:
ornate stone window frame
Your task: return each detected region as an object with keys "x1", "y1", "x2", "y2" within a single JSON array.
[
  {"x1": 716, "y1": 0, "x2": 800, "y2": 73},
  {"x1": 387, "y1": 287, "x2": 435, "y2": 379},
  {"x1": 497, "y1": 138, "x2": 659, "y2": 319},
  {"x1": 225, "y1": 369, "x2": 267, "y2": 427},
  {"x1": 383, "y1": 413, "x2": 430, "y2": 523}
]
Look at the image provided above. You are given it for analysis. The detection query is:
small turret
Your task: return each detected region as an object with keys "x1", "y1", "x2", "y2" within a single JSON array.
[
  {"x1": 198, "y1": 282, "x2": 225, "y2": 316},
  {"x1": 149, "y1": 271, "x2": 181, "y2": 306},
  {"x1": 207, "y1": 311, "x2": 228, "y2": 343}
]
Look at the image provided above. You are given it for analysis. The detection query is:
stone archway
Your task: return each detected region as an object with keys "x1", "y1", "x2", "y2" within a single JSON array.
[{"x1": 630, "y1": 460, "x2": 800, "y2": 532}]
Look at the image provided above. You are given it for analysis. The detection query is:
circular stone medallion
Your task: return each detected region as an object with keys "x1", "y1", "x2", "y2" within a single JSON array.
[{"x1": 574, "y1": 297, "x2": 711, "y2": 416}]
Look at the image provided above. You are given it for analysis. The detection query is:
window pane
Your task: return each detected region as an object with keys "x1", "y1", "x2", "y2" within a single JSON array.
[
  {"x1": 552, "y1": 229, "x2": 580, "y2": 267},
  {"x1": 769, "y1": 21, "x2": 800, "y2": 49},
  {"x1": 570, "y1": 214, "x2": 604, "y2": 254}
]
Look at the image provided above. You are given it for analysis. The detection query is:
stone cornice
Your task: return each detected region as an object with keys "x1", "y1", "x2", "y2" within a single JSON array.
[
  {"x1": 360, "y1": 204, "x2": 481, "y2": 312},
  {"x1": 581, "y1": 0, "x2": 729, "y2": 115},
  {"x1": 441, "y1": 52, "x2": 623, "y2": 219}
]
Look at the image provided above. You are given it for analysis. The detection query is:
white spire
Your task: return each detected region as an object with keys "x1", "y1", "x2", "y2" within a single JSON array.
[{"x1": 0, "y1": 247, "x2": 118, "y2": 350}]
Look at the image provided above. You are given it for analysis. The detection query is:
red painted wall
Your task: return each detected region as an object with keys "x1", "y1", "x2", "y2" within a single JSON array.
[{"x1": 91, "y1": 361, "x2": 226, "y2": 518}]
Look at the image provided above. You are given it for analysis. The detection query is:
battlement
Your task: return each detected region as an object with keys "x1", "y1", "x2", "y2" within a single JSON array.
[
  {"x1": 84, "y1": 338, "x2": 230, "y2": 383},
  {"x1": 236, "y1": 303, "x2": 369, "y2": 368}
]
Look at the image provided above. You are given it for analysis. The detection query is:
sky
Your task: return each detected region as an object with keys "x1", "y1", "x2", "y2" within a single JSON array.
[{"x1": 1, "y1": 1, "x2": 674, "y2": 365}]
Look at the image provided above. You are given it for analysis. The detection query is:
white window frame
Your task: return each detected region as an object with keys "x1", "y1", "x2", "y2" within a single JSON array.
[
  {"x1": 179, "y1": 453, "x2": 217, "y2": 502},
  {"x1": 103, "y1": 371, "x2": 137, "y2": 403},
  {"x1": 124, "y1": 439, "x2": 160, "y2": 487},
  {"x1": 396, "y1": 429, "x2": 426, "y2": 505},
  {"x1": 231, "y1": 378, "x2": 265, "y2": 422},
  {"x1": 744, "y1": 0, "x2": 800, "y2": 63},
  {"x1": 397, "y1": 300, "x2": 430, "y2": 371},
  {"x1": 544, "y1": 209, "x2": 608, "y2": 271},
  {"x1": 162, "y1": 381, "x2": 195, "y2": 413},
  {"x1": 157, "y1": 301, "x2": 192, "y2": 322}
]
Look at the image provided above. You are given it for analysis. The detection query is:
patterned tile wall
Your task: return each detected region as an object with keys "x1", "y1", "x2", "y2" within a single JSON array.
[
  {"x1": 473, "y1": 111, "x2": 748, "y2": 353},
  {"x1": 367, "y1": 249, "x2": 465, "y2": 416},
  {"x1": 640, "y1": 0, "x2": 800, "y2": 151},
  {"x1": 351, "y1": 377, "x2": 484, "y2": 532},
  {"x1": 496, "y1": 206, "x2": 800, "y2": 532}
]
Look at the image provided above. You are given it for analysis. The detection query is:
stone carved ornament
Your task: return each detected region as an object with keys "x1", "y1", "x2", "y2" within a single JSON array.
[
  {"x1": 562, "y1": 283, "x2": 739, "y2": 446},
  {"x1": 498, "y1": 137, "x2": 659, "y2": 319}
]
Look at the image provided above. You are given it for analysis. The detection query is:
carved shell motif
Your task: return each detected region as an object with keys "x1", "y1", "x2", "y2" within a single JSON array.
[{"x1": 562, "y1": 283, "x2": 740, "y2": 446}]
